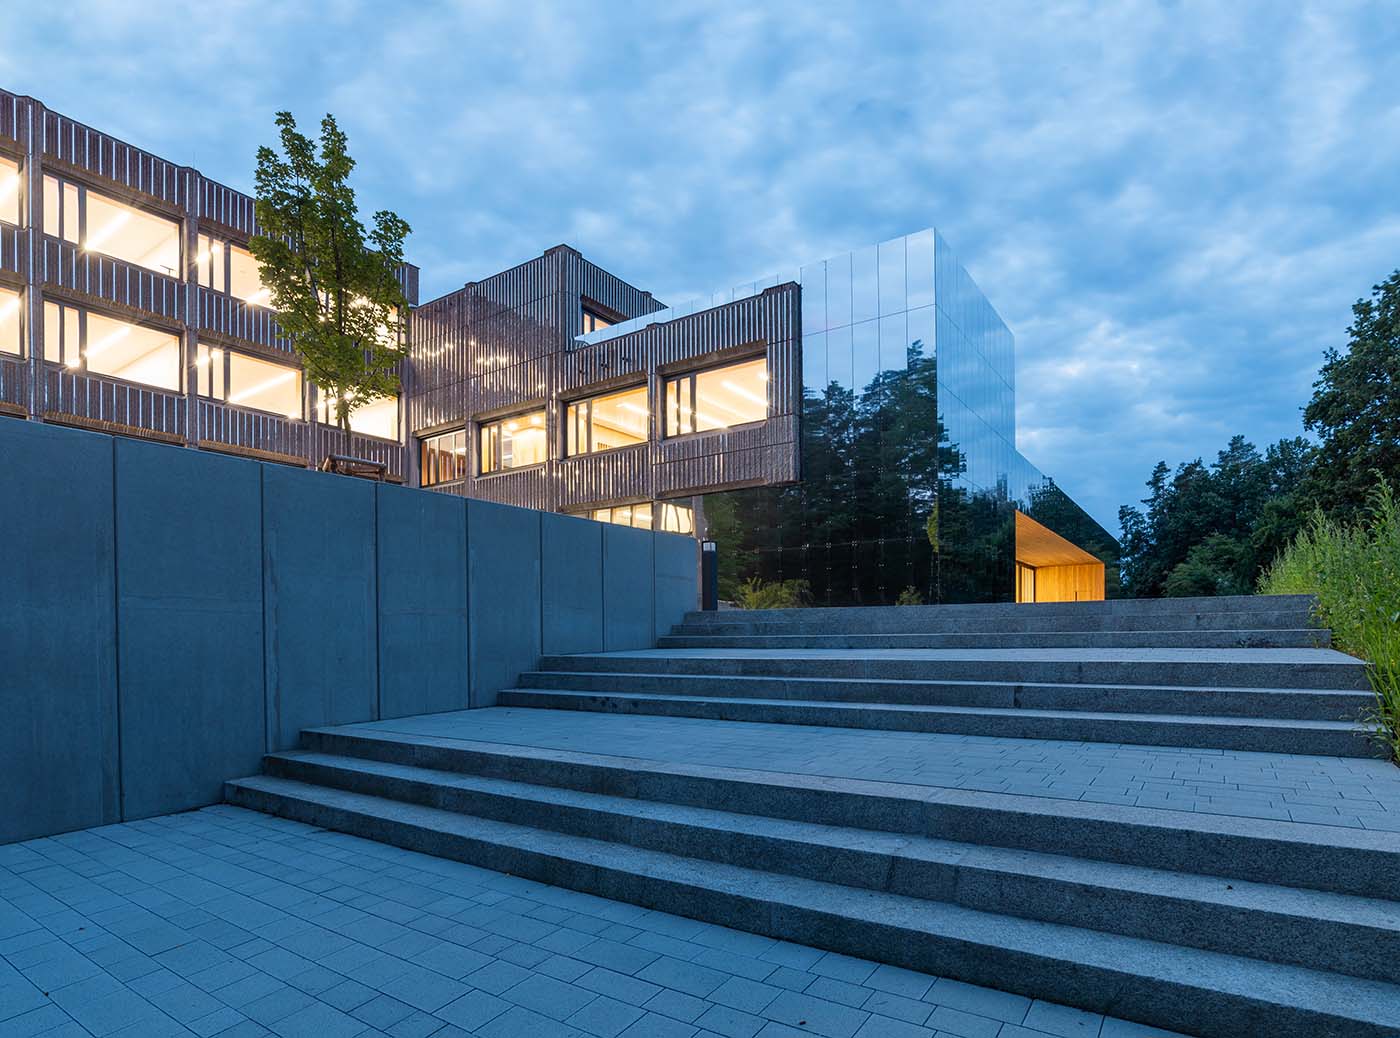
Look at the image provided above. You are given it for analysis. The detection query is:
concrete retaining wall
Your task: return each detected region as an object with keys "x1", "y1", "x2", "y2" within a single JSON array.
[{"x1": 0, "y1": 420, "x2": 696, "y2": 844}]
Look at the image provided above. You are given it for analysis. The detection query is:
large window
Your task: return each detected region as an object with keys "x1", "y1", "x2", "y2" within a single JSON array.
[
  {"x1": 589, "y1": 501, "x2": 694, "y2": 533},
  {"x1": 659, "y1": 501, "x2": 695, "y2": 534},
  {"x1": 582, "y1": 304, "x2": 612, "y2": 334},
  {"x1": 316, "y1": 390, "x2": 400, "y2": 441},
  {"x1": 663, "y1": 355, "x2": 768, "y2": 437},
  {"x1": 44, "y1": 301, "x2": 180, "y2": 391},
  {"x1": 196, "y1": 344, "x2": 302, "y2": 418},
  {"x1": 197, "y1": 235, "x2": 270, "y2": 305},
  {"x1": 0, "y1": 156, "x2": 20, "y2": 227},
  {"x1": 43, "y1": 175, "x2": 180, "y2": 276},
  {"x1": 421, "y1": 429, "x2": 469, "y2": 486},
  {"x1": 480, "y1": 409, "x2": 547, "y2": 474},
  {"x1": 592, "y1": 503, "x2": 653, "y2": 530},
  {"x1": 566, "y1": 384, "x2": 648, "y2": 455},
  {"x1": 0, "y1": 286, "x2": 21, "y2": 355}
]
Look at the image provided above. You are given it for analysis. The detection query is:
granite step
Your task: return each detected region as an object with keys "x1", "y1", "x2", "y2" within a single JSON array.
[
  {"x1": 495, "y1": 688, "x2": 1379, "y2": 757},
  {"x1": 514, "y1": 669, "x2": 1371, "y2": 720},
  {"x1": 251, "y1": 749, "x2": 1400, "y2": 984},
  {"x1": 656, "y1": 628, "x2": 1330, "y2": 649},
  {"x1": 225, "y1": 773, "x2": 1400, "y2": 1038}
]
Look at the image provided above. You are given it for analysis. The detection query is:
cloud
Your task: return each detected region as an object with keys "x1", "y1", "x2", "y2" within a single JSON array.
[{"x1": 7, "y1": 0, "x2": 1398, "y2": 531}]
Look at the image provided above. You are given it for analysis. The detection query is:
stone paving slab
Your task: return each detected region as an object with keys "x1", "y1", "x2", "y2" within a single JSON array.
[
  {"x1": 342, "y1": 708, "x2": 1400, "y2": 832},
  {"x1": 0, "y1": 807, "x2": 1190, "y2": 1038}
]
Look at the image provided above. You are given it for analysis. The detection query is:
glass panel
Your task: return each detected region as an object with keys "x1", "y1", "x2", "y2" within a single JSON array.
[
  {"x1": 347, "y1": 395, "x2": 398, "y2": 440},
  {"x1": 83, "y1": 189, "x2": 180, "y2": 275},
  {"x1": 659, "y1": 501, "x2": 694, "y2": 534},
  {"x1": 566, "y1": 383, "x2": 647, "y2": 455},
  {"x1": 225, "y1": 350, "x2": 302, "y2": 417},
  {"x1": 851, "y1": 245, "x2": 878, "y2": 325},
  {"x1": 582, "y1": 306, "x2": 612, "y2": 334},
  {"x1": 63, "y1": 183, "x2": 79, "y2": 245},
  {"x1": 0, "y1": 286, "x2": 20, "y2": 355},
  {"x1": 228, "y1": 244, "x2": 268, "y2": 304},
  {"x1": 43, "y1": 300, "x2": 59, "y2": 362},
  {"x1": 480, "y1": 409, "x2": 546, "y2": 472},
  {"x1": 666, "y1": 356, "x2": 767, "y2": 435},
  {"x1": 0, "y1": 156, "x2": 19, "y2": 226},
  {"x1": 43, "y1": 175, "x2": 59, "y2": 239},
  {"x1": 421, "y1": 429, "x2": 468, "y2": 486},
  {"x1": 83, "y1": 311, "x2": 181, "y2": 390}
]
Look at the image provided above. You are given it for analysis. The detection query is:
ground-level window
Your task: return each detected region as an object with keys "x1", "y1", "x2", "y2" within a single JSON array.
[
  {"x1": 663, "y1": 355, "x2": 768, "y2": 436},
  {"x1": 316, "y1": 390, "x2": 400, "y2": 440},
  {"x1": 421, "y1": 429, "x2": 469, "y2": 486},
  {"x1": 43, "y1": 300, "x2": 180, "y2": 391},
  {"x1": 592, "y1": 503, "x2": 653, "y2": 530},
  {"x1": 42, "y1": 174, "x2": 180, "y2": 277},
  {"x1": 197, "y1": 235, "x2": 270, "y2": 305},
  {"x1": 479, "y1": 409, "x2": 547, "y2": 474},
  {"x1": 0, "y1": 285, "x2": 21, "y2": 355},
  {"x1": 566, "y1": 383, "x2": 648, "y2": 455},
  {"x1": 196, "y1": 343, "x2": 302, "y2": 418},
  {"x1": 582, "y1": 304, "x2": 612, "y2": 334},
  {"x1": 658, "y1": 501, "x2": 694, "y2": 534},
  {"x1": 0, "y1": 156, "x2": 20, "y2": 227}
]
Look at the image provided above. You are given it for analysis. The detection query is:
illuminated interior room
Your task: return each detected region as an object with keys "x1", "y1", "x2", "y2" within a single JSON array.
[{"x1": 1014, "y1": 509, "x2": 1106, "y2": 602}]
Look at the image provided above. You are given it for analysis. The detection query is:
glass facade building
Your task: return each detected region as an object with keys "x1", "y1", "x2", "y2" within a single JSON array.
[{"x1": 682, "y1": 229, "x2": 1118, "y2": 605}]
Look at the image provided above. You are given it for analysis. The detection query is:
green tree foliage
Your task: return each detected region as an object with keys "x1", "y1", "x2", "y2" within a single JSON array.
[
  {"x1": 1117, "y1": 436, "x2": 1314, "y2": 597},
  {"x1": 251, "y1": 112, "x2": 411, "y2": 433},
  {"x1": 1303, "y1": 270, "x2": 1400, "y2": 519}
]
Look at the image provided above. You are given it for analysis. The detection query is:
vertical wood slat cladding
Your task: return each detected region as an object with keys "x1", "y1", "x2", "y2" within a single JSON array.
[
  {"x1": 195, "y1": 289, "x2": 292, "y2": 353},
  {"x1": 43, "y1": 238, "x2": 182, "y2": 318},
  {"x1": 196, "y1": 399, "x2": 311, "y2": 460},
  {"x1": 0, "y1": 354, "x2": 29, "y2": 409},
  {"x1": 46, "y1": 365, "x2": 185, "y2": 435},
  {"x1": 557, "y1": 446, "x2": 652, "y2": 510},
  {"x1": 0, "y1": 90, "x2": 32, "y2": 144},
  {"x1": 0, "y1": 224, "x2": 25, "y2": 277},
  {"x1": 41, "y1": 110, "x2": 184, "y2": 208}
]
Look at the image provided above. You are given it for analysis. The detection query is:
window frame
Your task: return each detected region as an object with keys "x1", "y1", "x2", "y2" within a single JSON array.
[
  {"x1": 565, "y1": 381, "x2": 649, "y2": 457},
  {"x1": 478, "y1": 408, "x2": 549, "y2": 476},
  {"x1": 581, "y1": 300, "x2": 618, "y2": 335},
  {"x1": 420, "y1": 427, "x2": 470, "y2": 487},
  {"x1": 0, "y1": 284, "x2": 24, "y2": 357},
  {"x1": 661, "y1": 354, "x2": 769, "y2": 439},
  {"x1": 195, "y1": 342, "x2": 304, "y2": 419},
  {"x1": 44, "y1": 299, "x2": 182, "y2": 392},
  {"x1": 198, "y1": 233, "x2": 268, "y2": 304},
  {"x1": 42, "y1": 173, "x2": 182, "y2": 278},
  {"x1": 0, "y1": 153, "x2": 23, "y2": 228}
]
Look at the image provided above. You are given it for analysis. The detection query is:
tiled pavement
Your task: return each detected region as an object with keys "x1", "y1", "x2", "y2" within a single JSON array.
[
  {"x1": 0, "y1": 806, "x2": 1189, "y2": 1038},
  {"x1": 341, "y1": 707, "x2": 1400, "y2": 831}
]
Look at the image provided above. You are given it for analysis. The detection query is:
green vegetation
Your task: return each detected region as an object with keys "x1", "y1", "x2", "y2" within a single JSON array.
[
  {"x1": 252, "y1": 111, "x2": 411, "y2": 434},
  {"x1": 895, "y1": 586, "x2": 925, "y2": 605},
  {"x1": 1120, "y1": 268, "x2": 1400, "y2": 597},
  {"x1": 1260, "y1": 484, "x2": 1400, "y2": 761},
  {"x1": 736, "y1": 578, "x2": 811, "y2": 610}
]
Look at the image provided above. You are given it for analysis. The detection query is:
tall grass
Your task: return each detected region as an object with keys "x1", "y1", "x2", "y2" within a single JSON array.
[{"x1": 1260, "y1": 483, "x2": 1400, "y2": 761}]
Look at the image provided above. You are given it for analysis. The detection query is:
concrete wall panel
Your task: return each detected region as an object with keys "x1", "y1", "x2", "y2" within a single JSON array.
[
  {"x1": 468, "y1": 499, "x2": 541, "y2": 707},
  {"x1": 603, "y1": 525, "x2": 654, "y2": 651},
  {"x1": 0, "y1": 422, "x2": 119, "y2": 844},
  {"x1": 542, "y1": 513, "x2": 604, "y2": 654},
  {"x1": 377, "y1": 484, "x2": 470, "y2": 719},
  {"x1": 654, "y1": 532, "x2": 698, "y2": 640},
  {"x1": 263, "y1": 466, "x2": 377, "y2": 750},
  {"x1": 115, "y1": 439, "x2": 265, "y2": 820}
]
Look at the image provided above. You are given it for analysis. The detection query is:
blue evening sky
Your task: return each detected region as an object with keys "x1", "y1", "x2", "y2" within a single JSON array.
[{"x1": 6, "y1": 2, "x2": 1398, "y2": 532}]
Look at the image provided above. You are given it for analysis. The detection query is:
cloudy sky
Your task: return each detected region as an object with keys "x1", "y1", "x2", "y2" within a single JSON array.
[{"x1": 6, "y1": 2, "x2": 1398, "y2": 531}]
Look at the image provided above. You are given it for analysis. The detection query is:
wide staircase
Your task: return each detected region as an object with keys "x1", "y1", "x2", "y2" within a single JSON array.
[{"x1": 226, "y1": 594, "x2": 1400, "y2": 1038}]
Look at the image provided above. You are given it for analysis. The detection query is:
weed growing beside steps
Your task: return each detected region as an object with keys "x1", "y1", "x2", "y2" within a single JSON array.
[{"x1": 1260, "y1": 483, "x2": 1400, "y2": 761}]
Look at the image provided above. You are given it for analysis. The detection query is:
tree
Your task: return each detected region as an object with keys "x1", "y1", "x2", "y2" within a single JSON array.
[
  {"x1": 251, "y1": 111, "x2": 411, "y2": 435},
  {"x1": 1303, "y1": 269, "x2": 1400, "y2": 519}
]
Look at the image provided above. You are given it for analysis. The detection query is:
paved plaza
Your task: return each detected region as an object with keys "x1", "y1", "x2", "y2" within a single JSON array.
[{"x1": 0, "y1": 806, "x2": 1188, "y2": 1038}]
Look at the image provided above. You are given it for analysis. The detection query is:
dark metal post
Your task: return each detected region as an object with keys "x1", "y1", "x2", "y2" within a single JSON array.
[{"x1": 701, "y1": 539, "x2": 718, "y2": 611}]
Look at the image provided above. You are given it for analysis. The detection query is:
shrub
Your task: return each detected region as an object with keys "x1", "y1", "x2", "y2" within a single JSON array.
[
  {"x1": 1260, "y1": 483, "x2": 1400, "y2": 761},
  {"x1": 737, "y1": 577, "x2": 811, "y2": 610},
  {"x1": 895, "y1": 586, "x2": 925, "y2": 606}
]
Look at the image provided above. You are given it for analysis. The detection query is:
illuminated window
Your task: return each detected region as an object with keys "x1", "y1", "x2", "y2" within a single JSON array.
[
  {"x1": 44, "y1": 300, "x2": 180, "y2": 391},
  {"x1": 0, "y1": 156, "x2": 20, "y2": 227},
  {"x1": 197, "y1": 234, "x2": 270, "y2": 305},
  {"x1": 316, "y1": 389, "x2": 400, "y2": 440},
  {"x1": 196, "y1": 343, "x2": 303, "y2": 418},
  {"x1": 0, "y1": 286, "x2": 21, "y2": 355},
  {"x1": 663, "y1": 355, "x2": 768, "y2": 436},
  {"x1": 582, "y1": 304, "x2": 613, "y2": 334},
  {"x1": 566, "y1": 384, "x2": 648, "y2": 455},
  {"x1": 480, "y1": 409, "x2": 547, "y2": 474},
  {"x1": 659, "y1": 501, "x2": 694, "y2": 534},
  {"x1": 420, "y1": 429, "x2": 469, "y2": 486},
  {"x1": 591, "y1": 503, "x2": 654, "y2": 530},
  {"x1": 42, "y1": 174, "x2": 180, "y2": 276}
]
